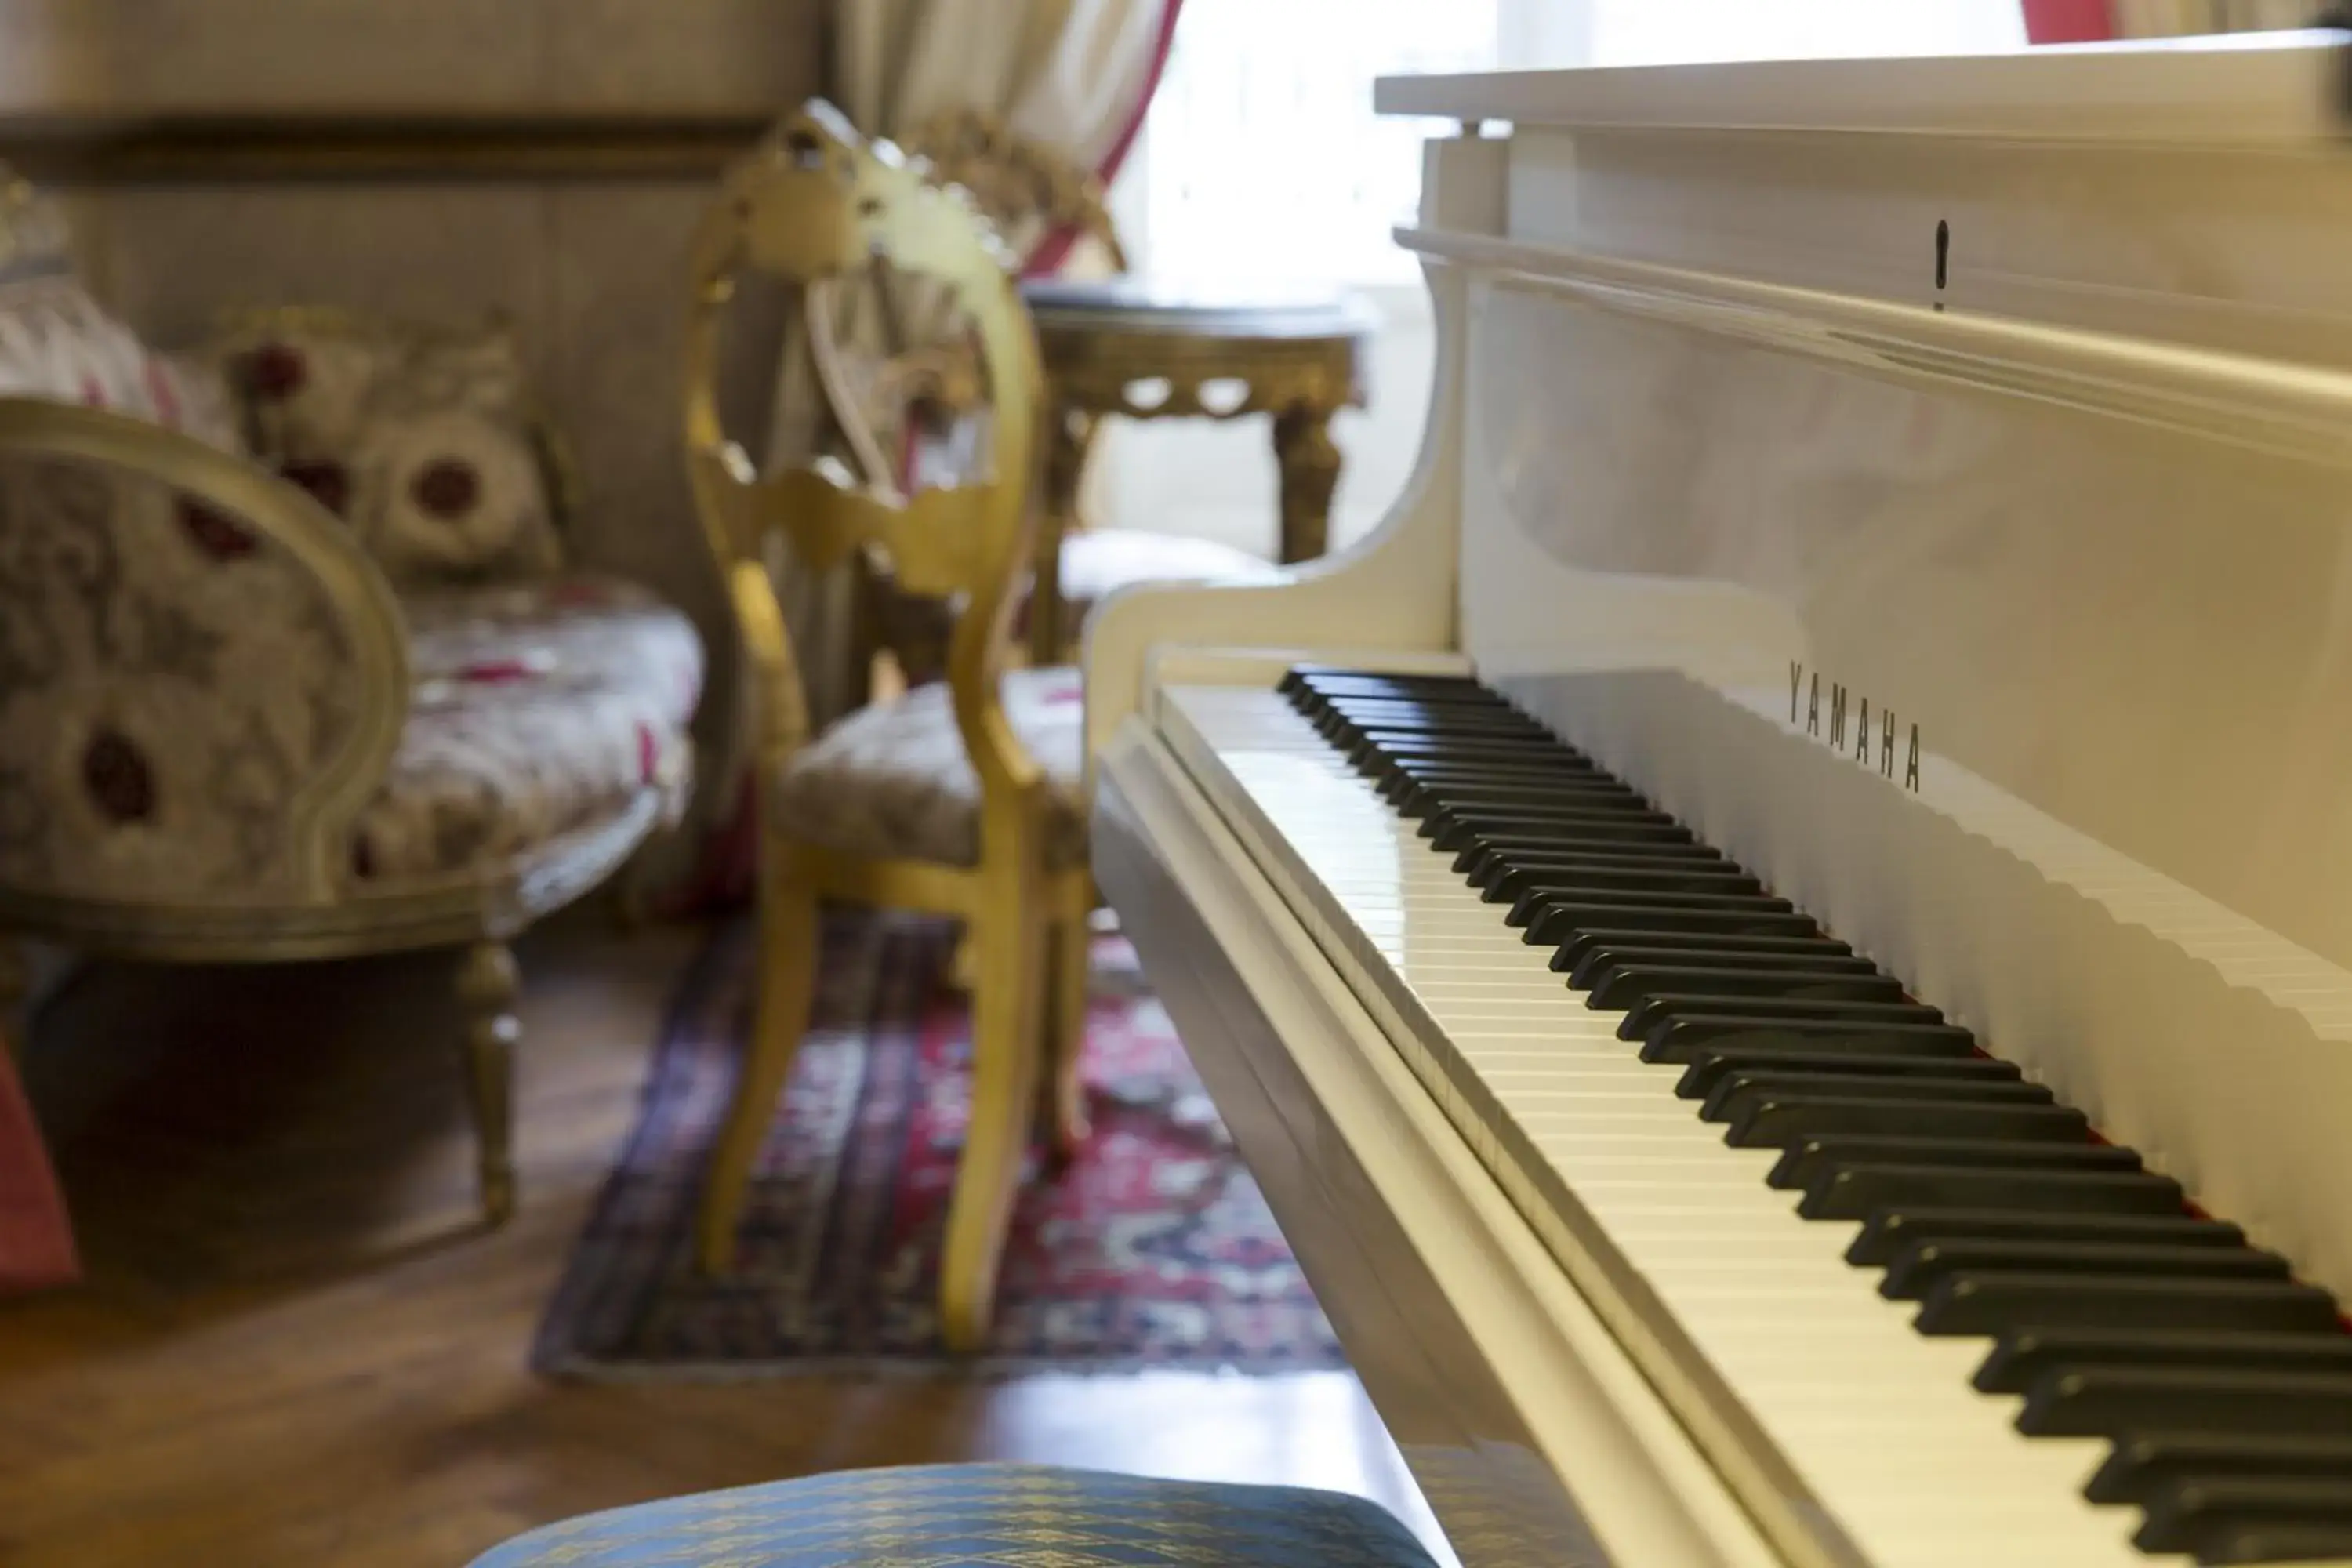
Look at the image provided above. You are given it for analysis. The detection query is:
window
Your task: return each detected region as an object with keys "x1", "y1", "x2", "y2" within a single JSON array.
[
  {"x1": 1581, "y1": 0, "x2": 2024, "y2": 66},
  {"x1": 1103, "y1": 0, "x2": 2030, "y2": 561},
  {"x1": 1123, "y1": 0, "x2": 2027, "y2": 292},
  {"x1": 1127, "y1": 0, "x2": 1501, "y2": 291}
]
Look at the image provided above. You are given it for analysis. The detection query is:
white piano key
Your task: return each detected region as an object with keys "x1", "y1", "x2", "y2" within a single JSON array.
[{"x1": 1161, "y1": 684, "x2": 2167, "y2": 1568}]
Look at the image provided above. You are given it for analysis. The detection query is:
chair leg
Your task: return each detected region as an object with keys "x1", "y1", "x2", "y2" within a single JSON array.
[
  {"x1": 939, "y1": 898, "x2": 1045, "y2": 1353},
  {"x1": 455, "y1": 939, "x2": 520, "y2": 1227},
  {"x1": 946, "y1": 925, "x2": 978, "y2": 993},
  {"x1": 695, "y1": 883, "x2": 821, "y2": 1275},
  {"x1": 1036, "y1": 913, "x2": 1091, "y2": 1163}
]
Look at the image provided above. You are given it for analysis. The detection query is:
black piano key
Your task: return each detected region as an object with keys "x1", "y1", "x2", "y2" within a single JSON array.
[
  {"x1": 1679, "y1": 1049, "x2": 2029, "y2": 1102},
  {"x1": 1515, "y1": 885, "x2": 1800, "y2": 928},
  {"x1": 1730, "y1": 1095, "x2": 2088, "y2": 1151},
  {"x1": 1401, "y1": 779, "x2": 1641, "y2": 818},
  {"x1": 1572, "y1": 947, "x2": 1878, "y2": 994},
  {"x1": 1431, "y1": 807, "x2": 1682, "y2": 852},
  {"x1": 1314, "y1": 698, "x2": 1545, "y2": 731},
  {"x1": 1915, "y1": 1273, "x2": 2343, "y2": 1337},
  {"x1": 1983, "y1": 1329, "x2": 2352, "y2": 1398},
  {"x1": 1488, "y1": 858, "x2": 1759, "y2": 907},
  {"x1": 1323, "y1": 692, "x2": 1535, "y2": 720},
  {"x1": 1621, "y1": 994, "x2": 1943, "y2": 1045},
  {"x1": 1283, "y1": 660, "x2": 2352, "y2": 1552},
  {"x1": 1770, "y1": 1135, "x2": 2138, "y2": 1192},
  {"x1": 1642, "y1": 1015, "x2": 1980, "y2": 1065},
  {"x1": 1497, "y1": 866, "x2": 1768, "y2": 913},
  {"x1": 1586, "y1": 964, "x2": 1907, "y2": 1012},
  {"x1": 1478, "y1": 838, "x2": 1731, "y2": 878},
  {"x1": 1703, "y1": 1069, "x2": 2045, "y2": 1121},
  {"x1": 1282, "y1": 667, "x2": 1500, "y2": 702},
  {"x1": 2187, "y1": 1520, "x2": 2352, "y2": 1566},
  {"x1": 1454, "y1": 829, "x2": 1704, "y2": 873},
  {"x1": 1358, "y1": 736, "x2": 1572, "y2": 770},
  {"x1": 1556, "y1": 929, "x2": 1854, "y2": 974},
  {"x1": 1883, "y1": 1238, "x2": 2289, "y2": 1301},
  {"x1": 2132, "y1": 1475, "x2": 2352, "y2": 1559},
  {"x1": 1483, "y1": 842, "x2": 1731, "y2": 891},
  {"x1": 1382, "y1": 753, "x2": 1609, "y2": 787},
  {"x1": 1418, "y1": 785, "x2": 1657, "y2": 815},
  {"x1": 2022, "y1": 1367, "x2": 2352, "y2": 1439},
  {"x1": 1352, "y1": 734, "x2": 1599, "y2": 770},
  {"x1": 1853, "y1": 1208, "x2": 2245, "y2": 1270},
  {"x1": 2087, "y1": 1432, "x2": 2352, "y2": 1507},
  {"x1": 1412, "y1": 784, "x2": 1651, "y2": 823},
  {"x1": 1438, "y1": 811, "x2": 1686, "y2": 855},
  {"x1": 1800, "y1": 1164, "x2": 2188, "y2": 1222}
]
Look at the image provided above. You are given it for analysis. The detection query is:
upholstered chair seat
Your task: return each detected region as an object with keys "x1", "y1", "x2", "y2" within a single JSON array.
[
  {"x1": 365, "y1": 576, "x2": 702, "y2": 882},
  {"x1": 770, "y1": 665, "x2": 1086, "y2": 870},
  {"x1": 466, "y1": 1463, "x2": 1443, "y2": 1568}
]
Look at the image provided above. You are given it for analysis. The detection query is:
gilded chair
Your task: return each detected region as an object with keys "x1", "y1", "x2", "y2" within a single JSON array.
[{"x1": 684, "y1": 103, "x2": 1094, "y2": 1352}]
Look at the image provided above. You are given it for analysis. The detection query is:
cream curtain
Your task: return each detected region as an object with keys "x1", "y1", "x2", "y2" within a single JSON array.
[
  {"x1": 836, "y1": 0, "x2": 1168, "y2": 162},
  {"x1": 765, "y1": 0, "x2": 1172, "y2": 739}
]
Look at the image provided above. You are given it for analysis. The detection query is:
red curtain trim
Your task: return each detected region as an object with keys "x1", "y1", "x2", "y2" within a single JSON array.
[
  {"x1": 1024, "y1": 0, "x2": 1186, "y2": 278},
  {"x1": 2020, "y1": 0, "x2": 2114, "y2": 43}
]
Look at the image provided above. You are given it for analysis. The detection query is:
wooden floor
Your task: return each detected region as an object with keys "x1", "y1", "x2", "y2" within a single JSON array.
[{"x1": 0, "y1": 916, "x2": 1443, "y2": 1567}]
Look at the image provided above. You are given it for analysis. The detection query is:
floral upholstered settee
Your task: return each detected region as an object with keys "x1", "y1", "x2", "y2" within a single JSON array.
[{"x1": 0, "y1": 180, "x2": 703, "y2": 1226}]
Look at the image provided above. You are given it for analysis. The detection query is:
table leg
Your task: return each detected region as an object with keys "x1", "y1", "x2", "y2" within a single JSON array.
[
  {"x1": 1030, "y1": 404, "x2": 1089, "y2": 667},
  {"x1": 1272, "y1": 402, "x2": 1342, "y2": 564}
]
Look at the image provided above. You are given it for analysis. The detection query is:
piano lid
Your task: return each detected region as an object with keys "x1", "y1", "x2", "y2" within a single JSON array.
[{"x1": 1376, "y1": 28, "x2": 2352, "y2": 145}]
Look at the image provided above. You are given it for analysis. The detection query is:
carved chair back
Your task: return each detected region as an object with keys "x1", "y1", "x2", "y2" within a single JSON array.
[
  {"x1": 902, "y1": 109, "x2": 1127, "y2": 275},
  {"x1": 682, "y1": 101, "x2": 1049, "y2": 828}
]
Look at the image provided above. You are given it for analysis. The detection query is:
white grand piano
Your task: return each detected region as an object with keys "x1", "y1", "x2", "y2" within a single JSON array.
[{"x1": 1087, "y1": 33, "x2": 2352, "y2": 1568}]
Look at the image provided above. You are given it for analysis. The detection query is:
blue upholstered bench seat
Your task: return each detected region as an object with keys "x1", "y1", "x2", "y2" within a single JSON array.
[{"x1": 467, "y1": 1462, "x2": 1443, "y2": 1567}]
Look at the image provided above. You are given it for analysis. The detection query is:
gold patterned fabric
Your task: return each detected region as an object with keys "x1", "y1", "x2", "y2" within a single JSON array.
[
  {"x1": 208, "y1": 313, "x2": 567, "y2": 587},
  {"x1": 0, "y1": 452, "x2": 363, "y2": 906},
  {"x1": 360, "y1": 576, "x2": 702, "y2": 882},
  {"x1": 466, "y1": 1463, "x2": 1442, "y2": 1567},
  {"x1": 769, "y1": 665, "x2": 1087, "y2": 869}
]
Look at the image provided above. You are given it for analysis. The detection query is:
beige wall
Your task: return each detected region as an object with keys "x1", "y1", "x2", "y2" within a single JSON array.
[
  {"x1": 0, "y1": 0, "x2": 823, "y2": 112},
  {"x1": 0, "y1": 0, "x2": 828, "y2": 880}
]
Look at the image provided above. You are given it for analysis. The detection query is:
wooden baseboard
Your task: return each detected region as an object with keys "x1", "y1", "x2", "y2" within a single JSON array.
[{"x1": 0, "y1": 111, "x2": 774, "y2": 184}]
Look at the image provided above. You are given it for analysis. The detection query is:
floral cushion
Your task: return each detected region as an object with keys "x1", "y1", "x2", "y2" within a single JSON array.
[
  {"x1": 466, "y1": 1463, "x2": 1441, "y2": 1568},
  {"x1": 353, "y1": 575, "x2": 703, "y2": 884},
  {"x1": 0, "y1": 271, "x2": 246, "y2": 454},
  {"x1": 211, "y1": 313, "x2": 565, "y2": 587},
  {"x1": 771, "y1": 665, "x2": 1085, "y2": 869},
  {"x1": 0, "y1": 453, "x2": 365, "y2": 906}
]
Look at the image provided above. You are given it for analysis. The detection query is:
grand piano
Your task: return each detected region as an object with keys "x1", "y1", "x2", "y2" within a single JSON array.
[{"x1": 1087, "y1": 32, "x2": 2352, "y2": 1568}]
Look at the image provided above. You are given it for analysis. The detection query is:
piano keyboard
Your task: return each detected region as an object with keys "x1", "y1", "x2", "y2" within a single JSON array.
[{"x1": 1158, "y1": 666, "x2": 2352, "y2": 1568}]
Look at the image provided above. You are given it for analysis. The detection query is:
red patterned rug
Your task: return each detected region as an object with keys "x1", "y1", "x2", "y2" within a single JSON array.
[{"x1": 533, "y1": 912, "x2": 1341, "y2": 1377}]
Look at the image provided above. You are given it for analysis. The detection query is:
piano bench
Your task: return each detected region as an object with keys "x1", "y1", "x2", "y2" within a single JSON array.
[{"x1": 464, "y1": 1463, "x2": 1443, "y2": 1567}]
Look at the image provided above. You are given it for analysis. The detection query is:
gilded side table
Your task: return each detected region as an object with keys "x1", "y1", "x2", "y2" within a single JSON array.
[{"x1": 1020, "y1": 279, "x2": 1376, "y2": 656}]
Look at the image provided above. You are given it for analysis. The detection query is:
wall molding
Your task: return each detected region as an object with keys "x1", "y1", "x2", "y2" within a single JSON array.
[{"x1": 0, "y1": 111, "x2": 775, "y2": 183}]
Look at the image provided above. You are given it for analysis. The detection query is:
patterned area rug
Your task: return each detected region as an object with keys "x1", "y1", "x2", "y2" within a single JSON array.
[{"x1": 534, "y1": 912, "x2": 1342, "y2": 1377}]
